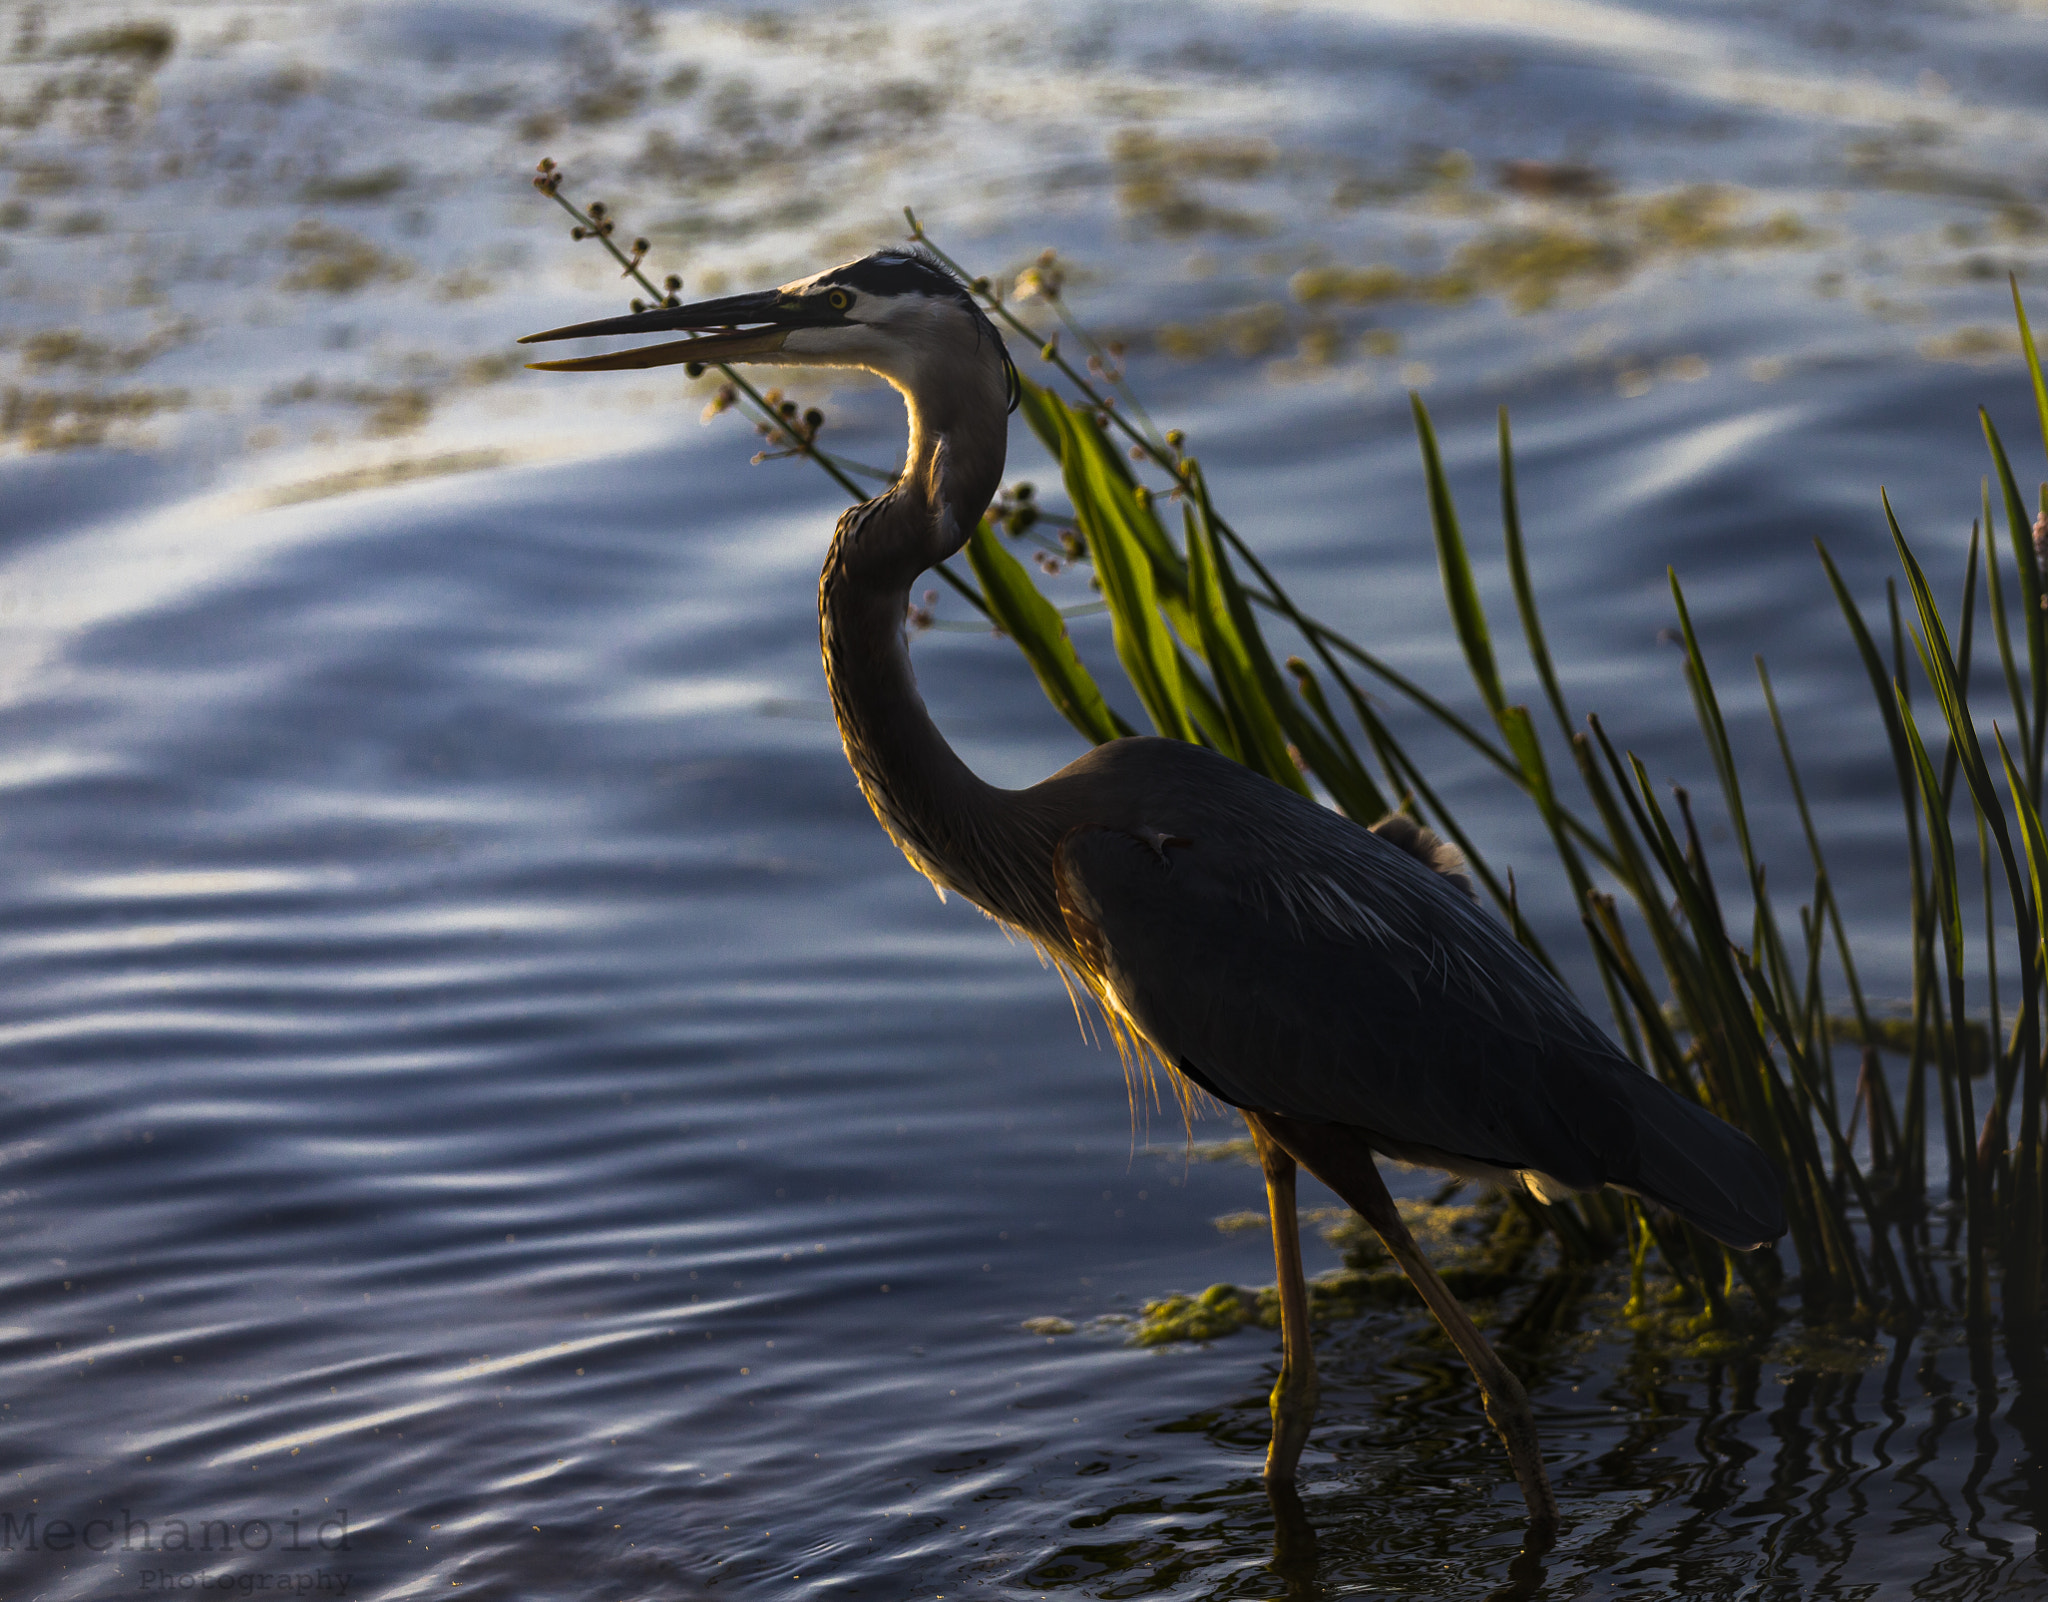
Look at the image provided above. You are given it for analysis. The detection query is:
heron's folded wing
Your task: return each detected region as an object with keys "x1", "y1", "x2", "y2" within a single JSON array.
[{"x1": 1052, "y1": 824, "x2": 1624, "y2": 1189}]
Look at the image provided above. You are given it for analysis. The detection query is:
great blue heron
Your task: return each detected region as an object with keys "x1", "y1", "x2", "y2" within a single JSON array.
[{"x1": 521, "y1": 248, "x2": 1786, "y2": 1537}]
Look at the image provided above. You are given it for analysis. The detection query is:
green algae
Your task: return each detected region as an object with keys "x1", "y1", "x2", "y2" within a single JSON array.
[
  {"x1": 1450, "y1": 224, "x2": 1626, "y2": 312},
  {"x1": 1132, "y1": 1282, "x2": 1264, "y2": 1346},
  {"x1": 301, "y1": 165, "x2": 411, "y2": 204},
  {"x1": 280, "y1": 220, "x2": 412, "y2": 294},
  {"x1": 1154, "y1": 302, "x2": 1289, "y2": 359},
  {"x1": 2, "y1": 385, "x2": 187, "y2": 452},
  {"x1": 1112, "y1": 129, "x2": 1277, "y2": 239},
  {"x1": 1275, "y1": 184, "x2": 1822, "y2": 329}
]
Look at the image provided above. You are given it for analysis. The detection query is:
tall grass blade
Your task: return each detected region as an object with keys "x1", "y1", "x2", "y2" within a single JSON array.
[
  {"x1": 965, "y1": 523, "x2": 1131, "y2": 747},
  {"x1": 1498, "y1": 409, "x2": 1574, "y2": 742},
  {"x1": 1184, "y1": 511, "x2": 1308, "y2": 794},
  {"x1": 1982, "y1": 412, "x2": 2046, "y2": 795},
  {"x1": 1984, "y1": 478, "x2": 2031, "y2": 760},
  {"x1": 1411, "y1": 395, "x2": 1506, "y2": 717},
  {"x1": 2014, "y1": 276, "x2": 2048, "y2": 469}
]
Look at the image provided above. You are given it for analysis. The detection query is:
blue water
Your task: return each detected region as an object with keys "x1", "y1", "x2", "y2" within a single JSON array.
[{"x1": 4, "y1": 0, "x2": 2048, "y2": 1595}]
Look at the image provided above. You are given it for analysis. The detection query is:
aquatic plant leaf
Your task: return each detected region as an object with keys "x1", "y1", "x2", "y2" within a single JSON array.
[
  {"x1": 1412, "y1": 394, "x2": 1505, "y2": 716},
  {"x1": 1183, "y1": 509, "x2": 1308, "y2": 794},
  {"x1": 1027, "y1": 391, "x2": 1195, "y2": 742},
  {"x1": 965, "y1": 522, "x2": 1129, "y2": 747}
]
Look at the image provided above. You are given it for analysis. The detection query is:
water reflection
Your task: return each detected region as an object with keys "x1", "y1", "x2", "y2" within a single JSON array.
[{"x1": 997, "y1": 1308, "x2": 2046, "y2": 1597}]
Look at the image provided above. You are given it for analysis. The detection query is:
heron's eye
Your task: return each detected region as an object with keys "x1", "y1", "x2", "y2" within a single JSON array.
[{"x1": 826, "y1": 288, "x2": 853, "y2": 313}]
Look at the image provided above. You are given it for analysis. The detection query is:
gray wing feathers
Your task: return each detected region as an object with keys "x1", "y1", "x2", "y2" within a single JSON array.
[{"x1": 1052, "y1": 766, "x2": 1786, "y2": 1249}]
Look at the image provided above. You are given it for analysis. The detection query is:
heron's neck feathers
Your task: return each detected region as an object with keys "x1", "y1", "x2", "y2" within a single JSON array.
[
  {"x1": 844, "y1": 336, "x2": 1009, "y2": 582},
  {"x1": 816, "y1": 351, "x2": 1061, "y2": 939}
]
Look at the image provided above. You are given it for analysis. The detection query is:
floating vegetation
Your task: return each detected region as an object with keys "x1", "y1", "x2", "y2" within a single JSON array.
[
  {"x1": 434, "y1": 268, "x2": 496, "y2": 303},
  {"x1": 1112, "y1": 129, "x2": 1276, "y2": 239},
  {"x1": 12, "y1": 160, "x2": 84, "y2": 197},
  {"x1": 50, "y1": 20, "x2": 176, "y2": 69},
  {"x1": 262, "y1": 449, "x2": 507, "y2": 508},
  {"x1": 1018, "y1": 1316, "x2": 1075, "y2": 1336},
  {"x1": 1498, "y1": 159, "x2": 1613, "y2": 200},
  {"x1": 1919, "y1": 324, "x2": 2026, "y2": 364},
  {"x1": 361, "y1": 388, "x2": 431, "y2": 437},
  {"x1": 1293, "y1": 185, "x2": 1819, "y2": 324},
  {"x1": 1180, "y1": 1136, "x2": 1258, "y2": 1165},
  {"x1": 1, "y1": 385, "x2": 186, "y2": 452},
  {"x1": 279, "y1": 220, "x2": 411, "y2": 294},
  {"x1": 1132, "y1": 1283, "x2": 1266, "y2": 1345},
  {"x1": 1450, "y1": 223, "x2": 1625, "y2": 312},
  {"x1": 301, "y1": 165, "x2": 410, "y2": 204},
  {"x1": 1331, "y1": 147, "x2": 1481, "y2": 212},
  {"x1": 1145, "y1": 181, "x2": 1832, "y2": 368},
  {"x1": 1288, "y1": 263, "x2": 1414, "y2": 306},
  {"x1": 17, "y1": 319, "x2": 193, "y2": 373},
  {"x1": 1153, "y1": 301, "x2": 1289, "y2": 359},
  {"x1": 1135, "y1": 1195, "x2": 1573, "y2": 1347}
]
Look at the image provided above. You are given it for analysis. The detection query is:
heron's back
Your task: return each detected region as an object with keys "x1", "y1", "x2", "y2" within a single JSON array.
[{"x1": 1036, "y1": 738, "x2": 1786, "y2": 1250}]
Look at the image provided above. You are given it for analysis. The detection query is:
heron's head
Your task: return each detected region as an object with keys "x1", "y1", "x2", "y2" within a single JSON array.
[{"x1": 519, "y1": 248, "x2": 1019, "y2": 421}]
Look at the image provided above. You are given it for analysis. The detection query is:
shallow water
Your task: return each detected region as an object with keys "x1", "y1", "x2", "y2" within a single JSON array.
[{"x1": 4, "y1": 0, "x2": 2048, "y2": 1596}]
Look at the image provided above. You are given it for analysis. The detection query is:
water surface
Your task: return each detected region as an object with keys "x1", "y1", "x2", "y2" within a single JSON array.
[{"x1": 4, "y1": 0, "x2": 2048, "y2": 1595}]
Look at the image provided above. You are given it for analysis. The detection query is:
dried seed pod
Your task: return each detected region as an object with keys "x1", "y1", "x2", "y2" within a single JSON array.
[
  {"x1": 571, "y1": 226, "x2": 587, "y2": 240},
  {"x1": 588, "y1": 201, "x2": 608, "y2": 219},
  {"x1": 803, "y1": 408, "x2": 823, "y2": 429},
  {"x1": 631, "y1": 298, "x2": 646, "y2": 313},
  {"x1": 685, "y1": 361, "x2": 706, "y2": 379},
  {"x1": 665, "y1": 274, "x2": 682, "y2": 292},
  {"x1": 632, "y1": 237, "x2": 650, "y2": 255}
]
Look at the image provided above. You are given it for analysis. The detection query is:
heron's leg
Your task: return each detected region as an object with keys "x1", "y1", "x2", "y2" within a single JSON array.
[
  {"x1": 1246, "y1": 1112, "x2": 1319, "y2": 1483},
  {"x1": 1346, "y1": 1159, "x2": 1557, "y2": 1537},
  {"x1": 1249, "y1": 1112, "x2": 1559, "y2": 1541}
]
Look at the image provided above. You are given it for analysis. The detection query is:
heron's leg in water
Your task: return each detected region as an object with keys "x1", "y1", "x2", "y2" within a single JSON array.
[
  {"x1": 1253, "y1": 1113, "x2": 1559, "y2": 1540},
  {"x1": 1246, "y1": 1113, "x2": 1319, "y2": 1483}
]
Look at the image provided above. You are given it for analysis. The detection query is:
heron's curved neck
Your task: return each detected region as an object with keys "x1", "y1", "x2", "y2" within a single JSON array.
[{"x1": 818, "y1": 385, "x2": 1062, "y2": 939}]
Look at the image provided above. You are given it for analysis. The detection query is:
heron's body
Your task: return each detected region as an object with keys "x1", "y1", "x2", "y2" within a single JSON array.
[{"x1": 523, "y1": 245, "x2": 1787, "y2": 1539}]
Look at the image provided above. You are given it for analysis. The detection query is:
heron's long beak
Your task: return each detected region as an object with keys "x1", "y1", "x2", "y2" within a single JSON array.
[{"x1": 518, "y1": 289, "x2": 797, "y2": 372}]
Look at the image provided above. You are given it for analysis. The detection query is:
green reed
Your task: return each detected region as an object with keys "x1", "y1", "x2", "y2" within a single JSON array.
[{"x1": 536, "y1": 171, "x2": 2048, "y2": 1358}]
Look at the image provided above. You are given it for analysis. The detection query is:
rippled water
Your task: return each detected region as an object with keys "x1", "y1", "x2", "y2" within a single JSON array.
[{"x1": 6, "y1": 0, "x2": 2048, "y2": 1596}]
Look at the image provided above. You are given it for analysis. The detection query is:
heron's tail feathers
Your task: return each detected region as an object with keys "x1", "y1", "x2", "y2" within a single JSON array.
[{"x1": 1612, "y1": 1072, "x2": 1786, "y2": 1250}]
